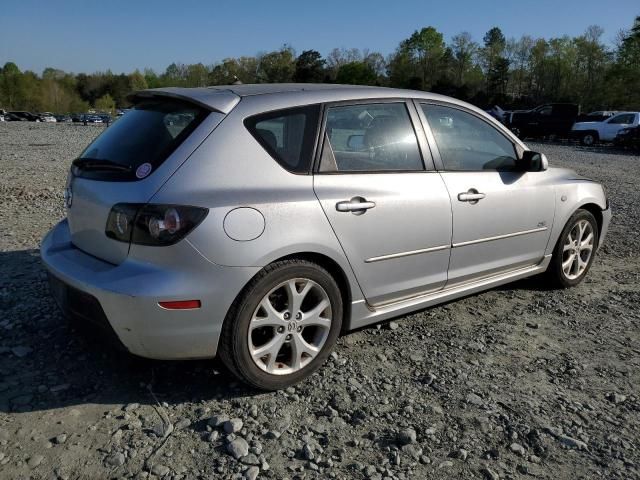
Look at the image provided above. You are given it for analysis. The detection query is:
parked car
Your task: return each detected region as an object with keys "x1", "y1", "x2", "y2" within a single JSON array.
[
  {"x1": 55, "y1": 114, "x2": 71, "y2": 123},
  {"x1": 575, "y1": 111, "x2": 617, "y2": 123},
  {"x1": 505, "y1": 103, "x2": 580, "y2": 139},
  {"x1": 8, "y1": 111, "x2": 41, "y2": 122},
  {"x1": 571, "y1": 112, "x2": 640, "y2": 146},
  {"x1": 614, "y1": 125, "x2": 640, "y2": 150},
  {"x1": 38, "y1": 112, "x2": 57, "y2": 122},
  {"x1": 485, "y1": 105, "x2": 506, "y2": 123},
  {"x1": 41, "y1": 85, "x2": 611, "y2": 390},
  {"x1": 5, "y1": 113, "x2": 26, "y2": 121}
]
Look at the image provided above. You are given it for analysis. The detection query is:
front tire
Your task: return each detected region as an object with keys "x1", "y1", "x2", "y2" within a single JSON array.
[
  {"x1": 218, "y1": 260, "x2": 343, "y2": 390},
  {"x1": 547, "y1": 209, "x2": 599, "y2": 288},
  {"x1": 580, "y1": 132, "x2": 598, "y2": 146}
]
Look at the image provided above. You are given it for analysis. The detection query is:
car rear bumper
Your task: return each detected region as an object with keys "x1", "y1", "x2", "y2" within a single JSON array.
[{"x1": 41, "y1": 219, "x2": 260, "y2": 360}]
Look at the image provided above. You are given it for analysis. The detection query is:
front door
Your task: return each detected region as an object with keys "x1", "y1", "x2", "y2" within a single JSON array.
[
  {"x1": 418, "y1": 102, "x2": 555, "y2": 285},
  {"x1": 602, "y1": 113, "x2": 637, "y2": 141},
  {"x1": 313, "y1": 101, "x2": 452, "y2": 306}
]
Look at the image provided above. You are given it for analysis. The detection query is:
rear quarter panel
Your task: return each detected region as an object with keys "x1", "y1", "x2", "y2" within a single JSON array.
[{"x1": 150, "y1": 99, "x2": 365, "y2": 303}]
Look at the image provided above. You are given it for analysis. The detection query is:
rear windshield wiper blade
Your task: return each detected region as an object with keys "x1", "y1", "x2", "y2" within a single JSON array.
[{"x1": 72, "y1": 158, "x2": 133, "y2": 172}]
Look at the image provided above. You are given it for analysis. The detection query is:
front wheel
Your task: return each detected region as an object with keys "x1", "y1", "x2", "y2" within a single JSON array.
[
  {"x1": 218, "y1": 260, "x2": 343, "y2": 390},
  {"x1": 580, "y1": 132, "x2": 598, "y2": 146},
  {"x1": 547, "y1": 209, "x2": 599, "y2": 288}
]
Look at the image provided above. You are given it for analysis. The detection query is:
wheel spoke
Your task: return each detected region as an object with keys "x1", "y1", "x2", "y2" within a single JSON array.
[
  {"x1": 571, "y1": 255, "x2": 580, "y2": 276},
  {"x1": 562, "y1": 253, "x2": 575, "y2": 273},
  {"x1": 285, "y1": 279, "x2": 313, "y2": 314},
  {"x1": 300, "y1": 298, "x2": 331, "y2": 328},
  {"x1": 580, "y1": 232, "x2": 594, "y2": 248},
  {"x1": 291, "y1": 334, "x2": 320, "y2": 370},
  {"x1": 251, "y1": 298, "x2": 286, "y2": 330},
  {"x1": 251, "y1": 334, "x2": 286, "y2": 363},
  {"x1": 577, "y1": 221, "x2": 587, "y2": 243}
]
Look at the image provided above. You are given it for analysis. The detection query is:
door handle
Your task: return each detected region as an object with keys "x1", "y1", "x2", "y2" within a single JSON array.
[
  {"x1": 336, "y1": 197, "x2": 376, "y2": 214},
  {"x1": 458, "y1": 190, "x2": 486, "y2": 203}
]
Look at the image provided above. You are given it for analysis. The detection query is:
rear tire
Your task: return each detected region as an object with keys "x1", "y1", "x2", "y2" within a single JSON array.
[
  {"x1": 218, "y1": 260, "x2": 343, "y2": 390},
  {"x1": 547, "y1": 209, "x2": 599, "y2": 288}
]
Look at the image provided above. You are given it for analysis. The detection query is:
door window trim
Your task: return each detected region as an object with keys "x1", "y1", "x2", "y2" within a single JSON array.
[
  {"x1": 312, "y1": 98, "x2": 436, "y2": 174},
  {"x1": 413, "y1": 99, "x2": 525, "y2": 172}
]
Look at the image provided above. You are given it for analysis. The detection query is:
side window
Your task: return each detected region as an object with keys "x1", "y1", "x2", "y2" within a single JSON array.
[
  {"x1": 538, "y1": 106, "x2": 553, "y2": 116},
  {"x1": 319, "y1": 102, "x2": 424, "y2": 172},
  {"x1": 421, "y1": 104, "x2": 518, "y2": 172},
  {"x1": 245, "y1": 104, "x2": 320, "y2": 173},
  {"x1": 608, "y1": 113, "x2": 634, "y2": 124}
]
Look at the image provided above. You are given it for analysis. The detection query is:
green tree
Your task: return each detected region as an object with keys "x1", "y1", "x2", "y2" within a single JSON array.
[
  {"x1": 258, "y1": 46, "x2": 295, "y2": 83},
  {"x1": 335, "y1": 62, "x2": 376, "y2": 85},
  {"x1": 482, "y1": 27, "x2": 508, "y2": 98},
  {"x1": 129, "y1": 70, "x2": 148, "y2": 91},
  {"x1": 402, "y1": 27, "x2": 446, "y2": 90},
  {"x1": 450, "y1": 32, "x2": 478, "y2": 86},
  {"x1": 95, "y1": 93, "x2": 115, "y2": 114},
  {"x1": 294, "y1": 50, "x2": 325, "y2": 83}
]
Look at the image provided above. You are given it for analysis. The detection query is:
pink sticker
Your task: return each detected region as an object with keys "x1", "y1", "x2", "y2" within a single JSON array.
[{"x1": 136, "y1": 163, "x2": 152, "y2": 179}]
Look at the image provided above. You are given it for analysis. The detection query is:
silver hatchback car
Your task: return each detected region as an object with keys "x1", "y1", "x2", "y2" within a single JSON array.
[{"x1": 41, "y1": 84, "x2": 611, "y2": 390}]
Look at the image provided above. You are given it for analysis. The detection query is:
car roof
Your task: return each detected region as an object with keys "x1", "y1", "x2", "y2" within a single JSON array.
[{"x1": 131, "y1": 83, "x2": 461, "y2": 115}]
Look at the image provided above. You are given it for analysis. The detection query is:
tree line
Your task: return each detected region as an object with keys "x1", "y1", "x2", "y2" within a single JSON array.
[{"x1": 1, "y1": 16, "x2": 639, "y2": 114}]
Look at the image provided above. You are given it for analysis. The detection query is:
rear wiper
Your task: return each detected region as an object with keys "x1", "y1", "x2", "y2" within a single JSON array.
[{"x1": 72, "y1": 157, "x2": 133, "y2": 172}]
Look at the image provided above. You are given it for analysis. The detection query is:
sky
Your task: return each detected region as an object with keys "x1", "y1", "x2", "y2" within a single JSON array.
[{"x1": 1, "y1": 0, "x2": 638, "y2": 75}]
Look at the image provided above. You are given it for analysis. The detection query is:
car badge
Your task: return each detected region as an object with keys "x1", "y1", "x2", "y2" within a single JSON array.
[{"x1": 136, "y1": 163, "x2": 152, "y2": 179}]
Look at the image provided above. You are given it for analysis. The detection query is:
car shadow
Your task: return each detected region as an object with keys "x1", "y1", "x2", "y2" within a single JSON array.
[
  {"x1": 0, "y1": 249, "x2": 262, "y2": 414},
  {"x1": 0, "y1": 248, "x2": 561, "y2": 414}
]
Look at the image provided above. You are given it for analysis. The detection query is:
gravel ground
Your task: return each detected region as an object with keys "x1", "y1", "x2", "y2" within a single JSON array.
[{"x1": 0, "y1": 122, "x2": 638, "y2": 480}]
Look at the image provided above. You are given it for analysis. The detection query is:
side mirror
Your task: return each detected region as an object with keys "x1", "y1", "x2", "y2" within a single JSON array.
[
  {"x1": 347, "y1": 134, "x2": 365, "y2": 151},
  {"x1": 520, "y1": 151, "x2": 549, "y2": 172}
]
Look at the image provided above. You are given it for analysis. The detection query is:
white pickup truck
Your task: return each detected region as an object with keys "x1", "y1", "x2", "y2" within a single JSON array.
[{"x1": 571, "y1": 112, "x2": 640, "y2": 145}]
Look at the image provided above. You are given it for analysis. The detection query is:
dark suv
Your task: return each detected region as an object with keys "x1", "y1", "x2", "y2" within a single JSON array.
[{"x1": 505, "y1": 103, "x2": 580, "y2": 139}]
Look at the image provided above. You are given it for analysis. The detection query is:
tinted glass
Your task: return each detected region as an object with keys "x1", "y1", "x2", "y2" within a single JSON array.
[
  {"x1": 75, "y1": 99, "x2": 207, "y2": 180},
  {"x1": 245, "y1": 105, "x2": 320, "y2": 174},
  {"x1": 422, "y1": 104, "x2": 518, "y2": 172},
  {"x1": 609, "y1": 113, "x2": 635, "y2": 124},
  {"x1": 319, "y1": 103, "x2": 423, "y2": 172}
]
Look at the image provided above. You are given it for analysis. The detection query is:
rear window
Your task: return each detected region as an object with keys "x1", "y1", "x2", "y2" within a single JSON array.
[
  {"x1": 73, "y1": 99, "x2": 208, "y2": 180},
  {"x1": 244, "y1": 105, "x2": 321, "y2": 174}
]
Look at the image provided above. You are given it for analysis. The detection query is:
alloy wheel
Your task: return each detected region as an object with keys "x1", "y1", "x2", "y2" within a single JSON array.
[
  {"x1": 248, "y1": 278, "x2": 332, "y2": 375},
  {"x1": 562, "y1": 219, "x2": 594, "y2": 280}
]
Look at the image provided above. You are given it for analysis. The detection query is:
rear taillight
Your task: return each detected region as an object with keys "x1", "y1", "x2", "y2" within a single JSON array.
[{"x1": 106, "y1": 204, "x2": 208, "y2": 246}]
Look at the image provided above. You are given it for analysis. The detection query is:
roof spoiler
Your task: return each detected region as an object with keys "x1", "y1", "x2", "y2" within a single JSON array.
[{"x1": 126, "y1": 87, "x2": 240, "y2": 114}]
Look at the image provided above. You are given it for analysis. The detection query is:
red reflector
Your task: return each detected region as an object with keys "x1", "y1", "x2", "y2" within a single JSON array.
[{"x1": 158, "y1": 300, "x2": 201, "y2": 310}]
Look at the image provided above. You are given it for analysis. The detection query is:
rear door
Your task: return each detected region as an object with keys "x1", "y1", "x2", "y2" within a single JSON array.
[
  {"x1": 417, "y1": 102, "x2": 554, "y2": 285},
  {"x1": 313, "y1": 100, "x2": 452, "y2": 306}
]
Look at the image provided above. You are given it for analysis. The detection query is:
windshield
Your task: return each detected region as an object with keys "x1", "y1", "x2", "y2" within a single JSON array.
[{"x1": 74, "y1": 99, "x2": 208, "y2": 180}]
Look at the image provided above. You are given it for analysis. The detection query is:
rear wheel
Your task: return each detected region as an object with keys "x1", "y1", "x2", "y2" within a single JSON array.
[
  {"x1": 580, "y1": 132, "x2": 598, "y2": 146},
  {"x1": 547, "y1": 209, "x2": 598, "y2": 288},
  {"x1": 218, "y1": 260, "x2": 343, "y2": 390}
]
